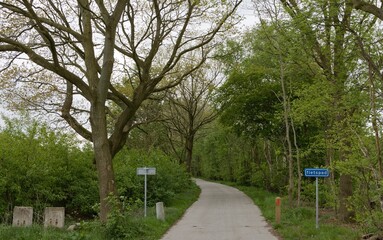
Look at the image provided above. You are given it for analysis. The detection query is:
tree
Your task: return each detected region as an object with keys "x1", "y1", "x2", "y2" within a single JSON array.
[
  {"x1": 162, "y1": 64, "x2": 219, "y2": 173},
  {"x1": 216, "y1": 21, "x2": 318, "y2": 204},
  {"x1": 346, "y1": 2, "x2": 383, "y2": 214},
  {"x1": 0, "y1": 0, "x2": 242, "y2": 222},
  {"x1": 279, "y1": 0, "x2": 371, "y2": 221}
]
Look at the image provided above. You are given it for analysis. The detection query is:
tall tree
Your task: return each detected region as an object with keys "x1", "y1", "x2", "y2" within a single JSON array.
[
  {"x1": 0, "y1": 0, "x2": 242, "y2": 222},
  {"x1": 279, "y1": 0, "x2": 366, "y2": 221},
  {"x1": 162, "y1": 63, "x2": 219, "y2": 173},
  {"x1": 347, "y1": 9, "x2": 383, "y2": 212},
  {"x1": 216, "y1": 21, "x2": 317, "y2": 202}
]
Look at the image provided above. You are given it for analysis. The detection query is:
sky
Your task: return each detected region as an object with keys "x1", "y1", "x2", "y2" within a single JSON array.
[
  {"x1": 0, "y1": 0, "x2": 258, "y2": 129},
  {"x1": 239, "y1": 0, "x2": 258, "y2": 29},
  {"x1": 0, "y1": 105, "x2": 12, "y2": 128}
]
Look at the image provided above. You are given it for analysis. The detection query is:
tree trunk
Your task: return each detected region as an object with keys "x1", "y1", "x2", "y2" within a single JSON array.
[
  {"x1": 335, "y1": 94, "x2": 354, "y2": 221},
  {"x1": 91, "y1": 103, "x2": 117, "y2": 224},
  {"x1": 291, "y1": 118, "x2": 301, "y2": 206},
  {"x1": 369, "y1": 66, "x2": 382, "y2": 177},
  {"x1": 339, "y1": 174, "x2": 354, "y2": 222},
  {"x1": 185, "y1": 134, "x2": 195, "y2": 173},
  {"x1": 280, "y1": 54, "x2": 294, "y2": 205},
  {"x1": 263, "y1": 140, "x2": 273, "y2": 190},
  {"x1": 368, "y1": 63, "x2": 383, "y2": 211}
]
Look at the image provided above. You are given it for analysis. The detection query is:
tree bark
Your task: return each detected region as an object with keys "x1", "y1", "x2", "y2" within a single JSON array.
[
  {"x1": 263, "y1": 140, "x2": 273, "y2": 190},
  {"x1": 291, "y1": 118, "x2": 301, "y2": 206},
  {"x1": 279, "y1": 54, "x2": 294, "y2": 205},
  {"x1": 91, "y1": 103, "x2": 118, "y2": 223},
  {"x1": 339, "y1": 174, "x2": 354, "y2": 221},
  {"x1": 185, "y1": 134, "x2": 195, "y2": 173}
]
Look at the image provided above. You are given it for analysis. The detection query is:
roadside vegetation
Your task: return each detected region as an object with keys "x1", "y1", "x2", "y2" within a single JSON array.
[
  {"x1": 234, "y1": 184, "x2": 361, "y2": 240},
  {"x1": 191, "y1": 1, "x2": 383, "y2": 237},
  {"x1": 1, "y1": 0, "x2": 383, "y2": 238},
  {"x1": 0, "y1": 185, "x2": 199, "y2": 240},
  {"x1": 0, "y1": 117, "x2": 200, "y2": 239},
  {"x1": 0, "y1": 184, "x2": 199, "y2": 240}
]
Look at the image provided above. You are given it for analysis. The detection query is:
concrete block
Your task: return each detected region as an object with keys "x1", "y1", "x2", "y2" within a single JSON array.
[
  {"x1": 44, "y1": 207, "x2": 65, "y2": 228},
  {"x1": 12, "y1": 206, "x2": 33, "y2": 227},
  {"x1": 156, "y1": 202, "x2": 165, "y2": 221}
]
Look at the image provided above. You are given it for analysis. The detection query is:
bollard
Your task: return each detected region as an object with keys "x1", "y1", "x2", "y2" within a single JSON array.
[
  {"x1": 275, "y1": 197, "x2": 281, "y2": 224},
  {"x1": 156, "y1": 202, "x2": 165, "y2": 221}
]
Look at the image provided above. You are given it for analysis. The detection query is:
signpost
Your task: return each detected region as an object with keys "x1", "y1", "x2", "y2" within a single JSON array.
[
  {"x1": 304, "y1": 168, "x2": 330, "y2": 229},
  {"x1": 137, "y1": 167, "x2": 156, "y2": 217}
]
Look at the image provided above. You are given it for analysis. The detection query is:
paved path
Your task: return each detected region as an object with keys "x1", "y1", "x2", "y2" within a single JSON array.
[{"x1": 161, "y1": 179, "x2": 279, "y2": 240}]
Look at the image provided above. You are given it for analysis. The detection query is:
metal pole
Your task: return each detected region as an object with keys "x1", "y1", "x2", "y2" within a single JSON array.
[
  {"x1": 144, "y1": 168, "x2": 147, "y2": 217},
  {"x1": 316, "y1": 177, "x2": 319, "y2": 229}
]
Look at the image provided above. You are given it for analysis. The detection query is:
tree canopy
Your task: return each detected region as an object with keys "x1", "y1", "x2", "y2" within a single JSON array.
[{"x1": 0, "y1": 0, "x2": 242, "y2": 222}]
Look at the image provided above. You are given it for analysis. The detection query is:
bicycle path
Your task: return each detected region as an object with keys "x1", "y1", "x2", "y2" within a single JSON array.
[{"x1": 161, "y1": 179, "x2": 280, "y2": 240}]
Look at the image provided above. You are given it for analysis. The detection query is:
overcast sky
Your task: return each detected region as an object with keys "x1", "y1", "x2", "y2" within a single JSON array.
[
  {"x1": 0, "y1": 1, "x2": 257, "y2": 129},
  {"x1": 239, "y1": 0, "x2": 258, "y2": 28}
]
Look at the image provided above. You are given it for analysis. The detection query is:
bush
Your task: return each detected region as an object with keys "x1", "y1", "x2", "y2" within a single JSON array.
[
  {"x1": 0, "y1": 119, "x2": 98, "y2": 223},
  {"x1": 114, "y1": 148, "x2": 192, "y2": 207},
  {"x1": 0, "y1": 117, "x2": 192, "y2": 224}
]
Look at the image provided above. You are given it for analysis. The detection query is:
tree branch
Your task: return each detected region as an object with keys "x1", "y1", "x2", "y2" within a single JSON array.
[
  {"x1": 351, "y1": 0, "x2": 383, "y2": 20},
  {"x1": 61, "y1": 82, "x2": 93, "y2": 141}
]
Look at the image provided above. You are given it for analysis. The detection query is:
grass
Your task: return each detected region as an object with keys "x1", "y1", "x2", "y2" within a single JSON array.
[
  {"x1": 0, "y1": 224, "x2": 105, "y2": 240},
  {"x1": 0, "y1": 184, "x2": 201, "y2": 240},
  {"x1": 233, "y1": 184, "x2": 362, "y2": 240},
  {"x1": 3, "y1": 180, "x2": 360, "y2": 239}
]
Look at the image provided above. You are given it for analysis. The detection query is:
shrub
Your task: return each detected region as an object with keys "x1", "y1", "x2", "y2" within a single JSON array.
[
  {"x1": 114, "y1": 148, "x2": 192, "y2": 207},
  {"x1": 0, "y1": 119, "x2": 98, "y2": 223}
]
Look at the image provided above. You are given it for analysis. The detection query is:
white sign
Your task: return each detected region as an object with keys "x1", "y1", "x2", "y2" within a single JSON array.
[
  {"x1": 137, "y1": 167, "x2": 156, "y2": 175},
  {"x1": 137, "y1": 167, "x2": 156, "y2": 217}
]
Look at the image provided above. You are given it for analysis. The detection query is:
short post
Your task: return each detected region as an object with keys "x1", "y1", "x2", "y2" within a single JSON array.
[
  {"x1": 156, "y1": 202, "x2": 165, "y2": 221},
  {"x1": 275, "y1": 197, "x2": 281, "y2": 224}
]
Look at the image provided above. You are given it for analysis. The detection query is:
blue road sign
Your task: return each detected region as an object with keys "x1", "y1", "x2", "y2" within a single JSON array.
[{"x1": 304, "y1": 168, "x2": 330, "y2": 178}]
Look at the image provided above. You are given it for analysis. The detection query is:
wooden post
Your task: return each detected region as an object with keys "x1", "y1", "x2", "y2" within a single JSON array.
[{"x1": 275, "y1": 197, "x2": 281, "y2": 224}]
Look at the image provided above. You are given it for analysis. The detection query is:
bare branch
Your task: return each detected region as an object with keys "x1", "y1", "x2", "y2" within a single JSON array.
[{"x1": 61, "y1": 82, "x2": 93, "y2": 141}]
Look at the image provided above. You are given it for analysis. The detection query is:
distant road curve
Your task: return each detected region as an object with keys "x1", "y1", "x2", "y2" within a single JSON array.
[{"x1": 161, "y1": 179, "x2": 280, "y2": 240}]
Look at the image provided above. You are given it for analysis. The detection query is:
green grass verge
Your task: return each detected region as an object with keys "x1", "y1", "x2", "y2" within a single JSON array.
[
  {"x1": 0, "y1": 183, "x2": 200, "y2": 240},
  {"x1": 233, "y1": 184, "x2": 362, "y2": 240}
]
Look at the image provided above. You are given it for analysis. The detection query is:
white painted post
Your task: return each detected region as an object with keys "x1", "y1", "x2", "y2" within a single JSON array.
[
  {"x1": 156, "y1": 202, "x2": 165, "y2": 221},
  {"x1": 144, "y1": 168, "x2": 147, "y2": 217},
  {"x1": 316, "y1": 177, "x2": 319, "y2": 229}
]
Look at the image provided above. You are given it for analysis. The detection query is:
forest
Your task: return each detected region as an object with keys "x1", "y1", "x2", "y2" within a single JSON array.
[{"x1": 1, "y1": 0, "x2": 383, "y2": 237}]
